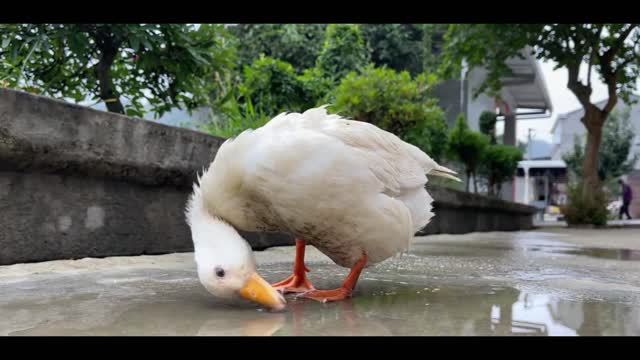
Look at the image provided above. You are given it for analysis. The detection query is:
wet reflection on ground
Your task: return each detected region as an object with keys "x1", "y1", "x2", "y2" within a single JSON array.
[{"x1": 5, "y1": 278, "x2": 639, "y2": 336}]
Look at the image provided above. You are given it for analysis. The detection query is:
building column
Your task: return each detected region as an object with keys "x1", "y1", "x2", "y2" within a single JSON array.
[
  {"x1": 504, "y1": 114, "x2": 517, "y2": 146},
  {"x1": 523, "y1": 166, "x2": 530, "y2": 205}
]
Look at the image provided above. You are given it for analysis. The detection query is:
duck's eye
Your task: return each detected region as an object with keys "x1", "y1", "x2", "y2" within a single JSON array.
[{"x1": 214, "y1": 267, "x2": 225, "y2": 278}]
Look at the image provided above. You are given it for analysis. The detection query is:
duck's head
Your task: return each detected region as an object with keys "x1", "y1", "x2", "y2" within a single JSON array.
[{"x1": 186, "y1": 185, "x2": 286, "y2": 311}]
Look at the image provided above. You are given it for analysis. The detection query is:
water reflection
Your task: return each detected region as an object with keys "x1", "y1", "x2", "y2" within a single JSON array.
[
  {"x1": 6, "y1": 281, "x2": 640, "y2": 336},
  {"x1": 271, "y1": 283, "x2": 640, "y2": 336},
  {"x1": 415, "y1": 242, "x2": 640, "y2": 261}
]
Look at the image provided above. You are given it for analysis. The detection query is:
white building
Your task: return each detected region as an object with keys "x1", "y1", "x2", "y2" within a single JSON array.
[
  {"x1": 514, "y1": 160, "x2": 567, "y2": 220},
  {"x1": 550, "y1": 94, "x2": 640, "y2": 165},
  {"x1": 434, "y1": 47, "x2": 553, "y2": 147}
]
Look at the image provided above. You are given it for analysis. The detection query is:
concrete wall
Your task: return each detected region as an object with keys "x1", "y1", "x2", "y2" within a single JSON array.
[
  {"x1": 1, "y1": 88, "x2": 536, "y2": 265},
  {"x1": 419, "y1": 186, "x2": 535, "y2": 235}
]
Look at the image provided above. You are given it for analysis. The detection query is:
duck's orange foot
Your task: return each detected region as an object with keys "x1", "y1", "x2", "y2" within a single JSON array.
[
  {"x1": 271, "y1": 272, "x2": 314, "y2": 293},
  {"x1": 297, "y1": 287, "x2": 352, "y2": 303},
  {"x1": 298, "y1": 253, "x2": 368, "y2": 303},
  {"x1": 271, "y1": 239, "x2": 314, "y2": 293}
]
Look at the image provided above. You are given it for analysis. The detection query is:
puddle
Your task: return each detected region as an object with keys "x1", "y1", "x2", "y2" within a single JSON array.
[
  {"x1": 525, "y1": 246, "x2": 640, "y2": 261},
  {"x1": 4, "y1": 279, "x2": 639, "y2": 336},
  {"x1": 415, "y1": 243, "x2": 640, "y2": 261}
]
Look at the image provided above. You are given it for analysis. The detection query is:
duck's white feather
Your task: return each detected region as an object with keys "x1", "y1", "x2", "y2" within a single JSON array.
[{"x1": 193, "y1": 107, "x2": 456, "y2": 268}]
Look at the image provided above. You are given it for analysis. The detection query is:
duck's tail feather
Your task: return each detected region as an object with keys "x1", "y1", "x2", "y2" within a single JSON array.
[{"x1": 428, "y1": 164, "x2": 462, "y2": 182}]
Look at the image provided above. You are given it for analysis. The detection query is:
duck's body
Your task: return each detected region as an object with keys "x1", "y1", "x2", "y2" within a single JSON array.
[
  {"x1": 188, "y1": 106, "x2": 458, "y2": 307},
  {"x1": 197, "y1": 107, "x2": 451, "y2": 268}
]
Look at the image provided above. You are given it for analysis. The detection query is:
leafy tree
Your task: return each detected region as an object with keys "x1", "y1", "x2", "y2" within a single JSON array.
[
  {"x1": 479, "y1": 145, "x2": 523, "y2": 196},
  {"x1": 440, "y1": 24, "x2": 640, "y2": 223},
  {"x1": 447, "y1": 114, "x2": 490, "y2": 192},
  {"x1": 421, "y1": 24, "x2": 450, "y2": 74},
  {"x1": 360, "y1": 24, "x2": 425, "y2": 75},
  {"x1": 331, "y1": 65, "x2": 448, "y2": 161},
  {"x1": 359, "y1": 24, "x2": 449, "y2": 75},
  {"x1": 0, "y1": 24, "x2": 235, "y2": 117},
  {"x1": 317, "y1": 24, "x2": 369, "y2": 81},
  {"x1": 227, "y1": 24, "x2": 326, "y2": 72}
]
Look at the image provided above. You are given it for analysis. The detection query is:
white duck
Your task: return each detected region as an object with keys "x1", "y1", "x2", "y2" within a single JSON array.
[{"x1": 186, "y1": 106, "x2": 459, "y2": 310}]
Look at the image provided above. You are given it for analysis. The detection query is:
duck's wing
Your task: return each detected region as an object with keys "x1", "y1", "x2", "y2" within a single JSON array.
[{"x1": 280, "y1": 106, "x2": 459, "y2": 195}]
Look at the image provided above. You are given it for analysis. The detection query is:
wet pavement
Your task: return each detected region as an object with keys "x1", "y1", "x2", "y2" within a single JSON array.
[{"x1": 1, "y1": 228, "x2": 639, "y2": 336}]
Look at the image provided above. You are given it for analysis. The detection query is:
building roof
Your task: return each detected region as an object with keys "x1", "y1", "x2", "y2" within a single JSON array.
[{"x1": 501, "y1": 47, "x2": 553, "y2": 117}]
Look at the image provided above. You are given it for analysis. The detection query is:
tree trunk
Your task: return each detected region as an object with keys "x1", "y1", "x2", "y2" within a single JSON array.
[
  {"x1": 95, "y1": 43, "x2": 124, "y2": 114},
  {"x1": 581, "y1": 108, "x2": 606, "y2": 196},
  {"x1": 466, "y1": 170, "x2": 471, "y2": 192}
]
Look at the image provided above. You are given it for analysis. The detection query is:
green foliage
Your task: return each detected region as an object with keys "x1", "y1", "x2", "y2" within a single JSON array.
[
  {"x1": 298, "y1": 67, "x2": 334, "y2": 108},
  {"x1": 227, "y1": 24, "x2": 326, "y2": 72},
  {"x1": 421, "y1": 24, "x2": 449, "y2": 74},
  {"x1": 360, "y1": 24, "x2": 426, "y2": 75},
  {"x1": 0, "y1": 24, "x2": 235, "y2": 117},
  {"x1": 201, "y1": 95, "x2": 270, "y2": 139},
  {"x1": 330, "y1": 65, "x2": 447, "y2": 161},
  {"x1": 563, "y1": 106, "x2": 639, "y2": 183},
  {"x1": 479, "y1": 144, "x2": 523, "y2": 196},
  {"x1": 402, "y1": 106, "x2": 449, "y2": 163},
  {"x1": 562, "y1": 181, "x2": 609, "y2": 226},
  {"x1": 239, "y1": 56, "x2": 307, "y2": 116},
  {"x1": 317, "y1": 24, "x2": 369, "y2": 81},
  {"x1": 479, "y1": 111, "x2": 498, "y2": 144},
  {"x1": 447, "y1": 114, "x2": 490, "y2": 192}
]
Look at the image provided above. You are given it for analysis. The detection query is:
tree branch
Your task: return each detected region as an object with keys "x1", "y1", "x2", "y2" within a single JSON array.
[
  {"x1": 605, "y1": 24, "x2": 638, "y2": 60},
  {"x1": 567, "y1": 61, "x2": 592, "y2": 109},
  {"x1": 600, "y1": 26, "x2": 638, "y2": 114},
  {"x1": 603, "y1": 79, "x2": 618, "y2": 114}
]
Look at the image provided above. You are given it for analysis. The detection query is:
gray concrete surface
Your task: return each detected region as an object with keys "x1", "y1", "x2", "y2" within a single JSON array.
[
  {"x1": 1, "y1": 88, "x2": 536, "y2": 265},
  {"x1": 1, "y1": 228, "x2": 639, "y2": 336}
]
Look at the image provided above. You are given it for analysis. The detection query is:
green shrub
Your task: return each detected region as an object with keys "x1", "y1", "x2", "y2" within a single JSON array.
[
  {"x1": 447, "y1": 114, "x2": 490, "y2": 192},
  {"x1": 298, "y1": 67, "x2": 334, "y2": 108},
  {"x1": 330, "y1": 65, "x2": 448, "y2": 161},
  {"x1": 562, "y1": 182, "x2": 609, "y2": 226},
  {"x1": 479, "y1": 144, "x2": 523, "y2": 196},
  {"x1": 202, "y1": 96, "x2": 270, "y2": 139}
]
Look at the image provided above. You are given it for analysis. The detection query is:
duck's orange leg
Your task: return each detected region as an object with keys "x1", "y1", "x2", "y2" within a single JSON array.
[
  {"x1": 271, "y1": 239, "x2": 315, "y2": 293},
  {"x1": 298, "y1": 253, "x2": 367, "y2": 303}
]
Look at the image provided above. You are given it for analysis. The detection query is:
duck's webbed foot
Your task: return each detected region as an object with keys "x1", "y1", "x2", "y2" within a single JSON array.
[
  {"x1": 271, "y1": 239, "x2": 315, "y2": 293},
  {"x1": 297, "y1": 253, "x2": 367, "y2": 303}
]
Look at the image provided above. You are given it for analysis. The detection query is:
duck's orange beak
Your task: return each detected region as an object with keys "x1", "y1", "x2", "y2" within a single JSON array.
[{"x1": 238, "y1": 272, "x2": 286, "y2": 311}]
